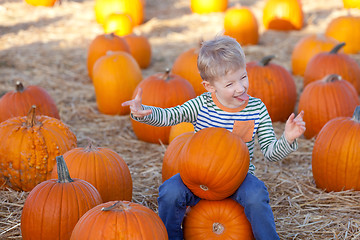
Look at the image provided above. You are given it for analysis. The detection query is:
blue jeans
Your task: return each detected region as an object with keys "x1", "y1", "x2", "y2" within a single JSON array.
[{"x1": 158, "y1": 173, "x2": 279, "y2": 240}]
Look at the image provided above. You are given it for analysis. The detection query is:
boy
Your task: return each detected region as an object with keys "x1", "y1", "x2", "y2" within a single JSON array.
[{"x1": 122, "y1": 35, "x2": 305, "y2": 240}]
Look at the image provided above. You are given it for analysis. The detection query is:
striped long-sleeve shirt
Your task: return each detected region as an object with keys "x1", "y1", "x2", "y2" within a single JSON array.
[{"x1": 133, "y1": 92, "x2": 297, "y2": 175}]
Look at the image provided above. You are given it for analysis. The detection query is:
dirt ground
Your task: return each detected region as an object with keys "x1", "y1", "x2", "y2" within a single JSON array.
[{"x1": 1, "y1": 0, "x2": 360, "y2": 239}]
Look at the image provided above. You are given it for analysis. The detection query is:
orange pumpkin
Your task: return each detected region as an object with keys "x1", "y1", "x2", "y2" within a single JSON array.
[
  {"x1": 183, "y1": 199, "x2": 254, "y2": 239},
  {"x1": 224, "y1": 6, "x2": 259, "y2": 46},
  {"x1": 325, "y1": 15, "x2": 360, "y2": 54},
  {"x1": 50, "y1": 141, "x2": 132, "y2": 202},
  {"x1": 70, "y1": 201, "x2": 168, "y2": 240},
  {"x1": 262, "y1": 0, "x2": 304, "y2": 31},
  {"x1": 0, "y1": 81, "x2": 60, "y2": 123},
  {"x1": 21, "y1": 156, "x2": 102, "y2": 240},
  {"x1": 169, "y1": 122, "x2": 194, "y2": 143},
  {"x1": 298, "y1": 74, "x2": 360, "y2": 139},
  {"x1": 92, "y1": 51, "x2": 142, "y2": 115},
  {"x1": 123, "y1": 33, "x2": 152, "y2": 69},
  {"x1": 94, "y1": 0, "x2": 144, "y2": 26},
  {"x1": 172, "y1": 46, "x2": 204, "y2": 96},
  {"x1": 87, "y1": 33, "x2": 130, "y2": 80},
  {"x1": 312, "y1": 106, "x2": 360, "y2": 192},
  {"x1": 0, "y1": 106, "x2": 77, "y2": 191},
  {"x1": 246, "y1": 55, "x2": 297, "y2": 122},
  {"x1": 24, "y1": 0, "x2": 56, "y2": 7},
  {"x1": 291, "y1": 34, "x2": 340, "y2": 76},
  {"x1": 343, "y1": 0, "x2": 360, "y2": 9},
  {"x1": 190, "y1": 0, "x2": 228, "y2": 14},
  {"x1": 131, "y1": 69, "x2": 196, "y2": 144},
  {"x1": 180, "y1": 127, "x2": 249, "y2": 200},
  {"x1": 162, "y1": 132, "x2": 193, "y2": 182},
  {"x1": 103, "y1": 13, "x2": 134, "y2": 36},
  {"x1": 304, "y1": 42, "x2": 360, "y2": 94}
]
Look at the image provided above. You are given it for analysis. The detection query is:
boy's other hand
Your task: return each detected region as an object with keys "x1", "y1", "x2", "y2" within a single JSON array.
[
  {"x1": 284, "y1": 110, "x2": 306, "y2": 144},
  {"x1": 122, "y1": 88, "x2": 152, "y2": 117}
]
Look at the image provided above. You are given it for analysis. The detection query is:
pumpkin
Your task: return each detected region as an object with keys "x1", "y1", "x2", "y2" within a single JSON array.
[
  {"x1": 21, "y1": 156, "x2": 102, "y2": 240},
  {"x1": 291, "y1": 34, "x2": 341, "y2": 76},
  {"x1": 24, "y1": 0, "x2": 56, "y2": 7},
  {"x1": 87, "y1": 33, "x2": 130, "y2": 80},
  {"x1": 169, "y1": 122, "x2": 194, "y2": 143},
  {"x1": 312, "y1": 106, "x2": 360, "y2": 192},
  {"x1": 190, "y1": 0, "x2": 228, "y2": 14},
  {"x1": 162, "y1": 132, "x2": 193, "y2": 182},
  {"x1": 131, "y1": 69, "x2": 196, "y2": 144},
  {"x1": 180, "y1": 127, "x2": 249, "y2": 200},
  {"x1": 93, "y1": 51, "x2": 142, "y2": 115},
  {"x1": 325, "y1": 15, "x2": 360, "y2": 54},
  {"x1": 224, "y1": 6, "x2": 259, "y2": 46},
  {"x1": 262, "y1": 0, "x2": 304, "y2": 31},
  {"x1": 0, "y1": 106, "x2": 77, "y2": 191},
  {"x1": 298, "y1": 74, "x2": 360, "y2": 139},
  {"x1": 70, "y1": 201, "x2": 168, "y2": 240},
  {"x1": 183, "y1": 198, "x2": 254, "y2": 239},
  {"x1": 304, "y1": 42, "x2": 360, "y2": 94},
  {"x1": 246, "y1": 55, "x2": 297, "y2": 122},
  {"x1": 172, "y1": 46, "x2": 204, "y2": 96},
  {"x1": 103, "y1": 12, "x2": 134, "y2": 36},
  {"x1": 94, "y1": 0, "x2": 144, "y2": 26},
  {"x1": 50, "y1": 140, "x2": 132, "y2": 202},
  {"x1": 0, "y1": 81, "x2": 60, "y2": 123},
  {"x1": 343, "y1": 0, "x2": 360, "y2": 9},
  {"x1": 123, "y1": 33, "x2": 152, "y2": 69}
]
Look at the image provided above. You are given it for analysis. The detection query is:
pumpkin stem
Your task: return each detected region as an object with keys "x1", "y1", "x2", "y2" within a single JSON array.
[
  {"x1": 324, "y1": 74, "x2": 342, "y2": 83},
  {"x1": 56, "y1": 155, "x2": 74, "y2": 183},
  {"x1": 25, "y1": 105, "x2": 39, "y2": 127},
  {"x1": 162, "y1": 68, "x2": 171, "y2": 81},
  {"x1": 84, "y1": 138, "x2": 98, "y2": 152},
  {"x1": 212, "y1": 222, "x2": 225, "y2": 235},
  {"x1": 259, "y1": 55, "x2": 275, "y2": 66},
  {"x1": 352, "y1": 106, "x2": 360, "y2": 122},
  {"x1": 15, "y1": 81, "x2": 25, "y2": 93},
  {"x1": 101, "y1": 201, "x2": 131, "y2": 211},
  {"x1": 330, "y1": 42, "x2": 345, "y2": 54}
]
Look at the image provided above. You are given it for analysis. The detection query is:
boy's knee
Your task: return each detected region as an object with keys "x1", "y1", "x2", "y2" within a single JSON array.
[{"x1": 158, "y1": 174, "x2": 185, "y2": 203}]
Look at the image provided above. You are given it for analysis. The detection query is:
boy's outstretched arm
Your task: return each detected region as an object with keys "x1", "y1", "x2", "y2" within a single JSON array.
[
  {"x1": 284, "y1": 110, "x2": 306, "y2": 144},
  {"x1": 122, "y1": 88, "x2": 152, "y2": 118}
]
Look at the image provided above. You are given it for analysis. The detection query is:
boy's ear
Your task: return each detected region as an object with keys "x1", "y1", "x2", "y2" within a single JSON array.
[{"x1": 202, "y1": 80, "x2": 215, "y2": 93}]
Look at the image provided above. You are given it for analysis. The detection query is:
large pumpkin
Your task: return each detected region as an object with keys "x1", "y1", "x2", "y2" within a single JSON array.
[
  {"x1": 262, "y1": 0, "x2": 304, "y2": 31},
  {"x1": 291, "y1": 34, "x2": 340, "y2": 76},
  {"x1": 86, "y1": 33, "x2": 130, "y2": 80},
  {"x1": 298, "y1": 74, "x2": 360, "y2": 139},
  {"x1": 0, "y1": 106, "x2": 77, "y2": 191},
  {"x1": 70, "y1": 201, "x2": 168, "y2": 240},
  {"x1": 0, "y1": 81, "x2": 60, "y2": 123},
  {"x1": 325, "y1": 15, "x2": 360, "y2": 54},
  {"x1": 93, "y1": 51, "x2": 142, "y2": 115},
  {"x1": 224, "y1": 6, "x2": 259, "y2": 46},
  {"x1": 180, "y1": 127, "x2": 250, "y2": 200},
  {"x1": 183, "y1": 199, "x2": 254, "y2": 240},
  {"x1": 303, "y1": 42, "x2": 360, "y2": 94},
  {"x1": 21, "y1": 156, "x2": 102, "y2": 240},
  {"x1": 312, "y1": 106, "x2": 360, "y2": 192},
  {"x1": 131, "y1": 69, "x2": 196, "y2": 144},
  {"x1": 51, "y1": 141, "x2": 132, "y2": 202},
  {"x1": 246, "y1": 55, "x2": 297, "y2": 122},
  {"x1": 190, "y1": 0, "x2": 228, "y2": 14}
]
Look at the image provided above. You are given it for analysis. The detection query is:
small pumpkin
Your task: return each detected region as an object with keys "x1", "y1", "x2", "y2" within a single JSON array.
[
  {"x1": 0, "y1": 81, "x2": 60, "y2": 123},
  {"x1": 246, "y1": 55, "x2": 297, "y2": 122},
  {"x1": 92, "y1": 51, "x2": 142, "y2": 115},
  {"x1": 180, "y1": 127, "x2": 250, "y2": 200},
  {"x1": 103, "y1": 12, "x2": 134, "y2": 36},
  {"x1": 123, "y1": 33, "x2": 152, "y2": 69},
  {"x1": 21, "y1": 156, "x2": 102, "y2": 240},
  {"x1": 51, "y1": 140, "x2": 132, "y2": 202},
  {"x1": 0, "y1": 106, "x2": 77, "y2": 191},
  {"x1": 183, "y1": 198, "x2": 254, "y2": 239},
  {"x1": 190, "y1": 0, "x2": 228, "y2": 14},
  {"x1": 304, "y1": 42, "x2": 360, "y2": 94},
  {"x1": 169, "y1": 122, "x2": 194, "y2": 143},
  {"x1": 131, "y1": 69, "x2": 196, "y2": 144},
  {"x1": 87, "y1": 33, "x2": 130, "y2": 80},
  {"x1": 70, "y1": 201, "x2": 168, "y2": 240},
  {"x1": 298, "y1": 74, "x2": 360, "y2": 139}
]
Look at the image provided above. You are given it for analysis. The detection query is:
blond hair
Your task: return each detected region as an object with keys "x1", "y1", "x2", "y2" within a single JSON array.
[{"x1": 197, "y1": 35, "x2": 246, "y2": 82}]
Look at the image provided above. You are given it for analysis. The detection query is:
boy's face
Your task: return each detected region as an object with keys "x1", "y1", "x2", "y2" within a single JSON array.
[{"x1": 202, "y1": 67, "x2": 249, "y2": 109}]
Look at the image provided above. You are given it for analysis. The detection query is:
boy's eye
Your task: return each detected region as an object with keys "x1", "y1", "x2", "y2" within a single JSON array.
[{"x1": 225, "y1": 83, "x2": 232, "y2": 87}]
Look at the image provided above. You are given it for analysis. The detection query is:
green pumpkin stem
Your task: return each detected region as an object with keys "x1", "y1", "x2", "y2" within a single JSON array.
[
  {"x1": 26, "y1": 105, "x2": 38, "y2": 127},
  {"x1": 352, "y1": 106, "x2": 360, "y2": 122},
  {"x1": 15, "y1": 81, "x2": 25, "y2": 93},
  {"x1": 56, "y1": 155, "x2": 74, "y2": 183},
  {"x1": 101, "y1": 201, "x2": 130, "y2": 211},
  {"x1": 330, "y1": 42, "x2": 346, "y2": 54},
  {"x1": 259, "y1": 55, "x2": 275, "y2": 66}
]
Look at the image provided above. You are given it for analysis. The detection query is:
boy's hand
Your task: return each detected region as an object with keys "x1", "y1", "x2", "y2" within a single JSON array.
[
  {"x1": 284, "y1": 111, "x2": 306, "y2": 144},
  {"x1": 122, "y1": 88, "x2": 152, "y2": 117}
]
